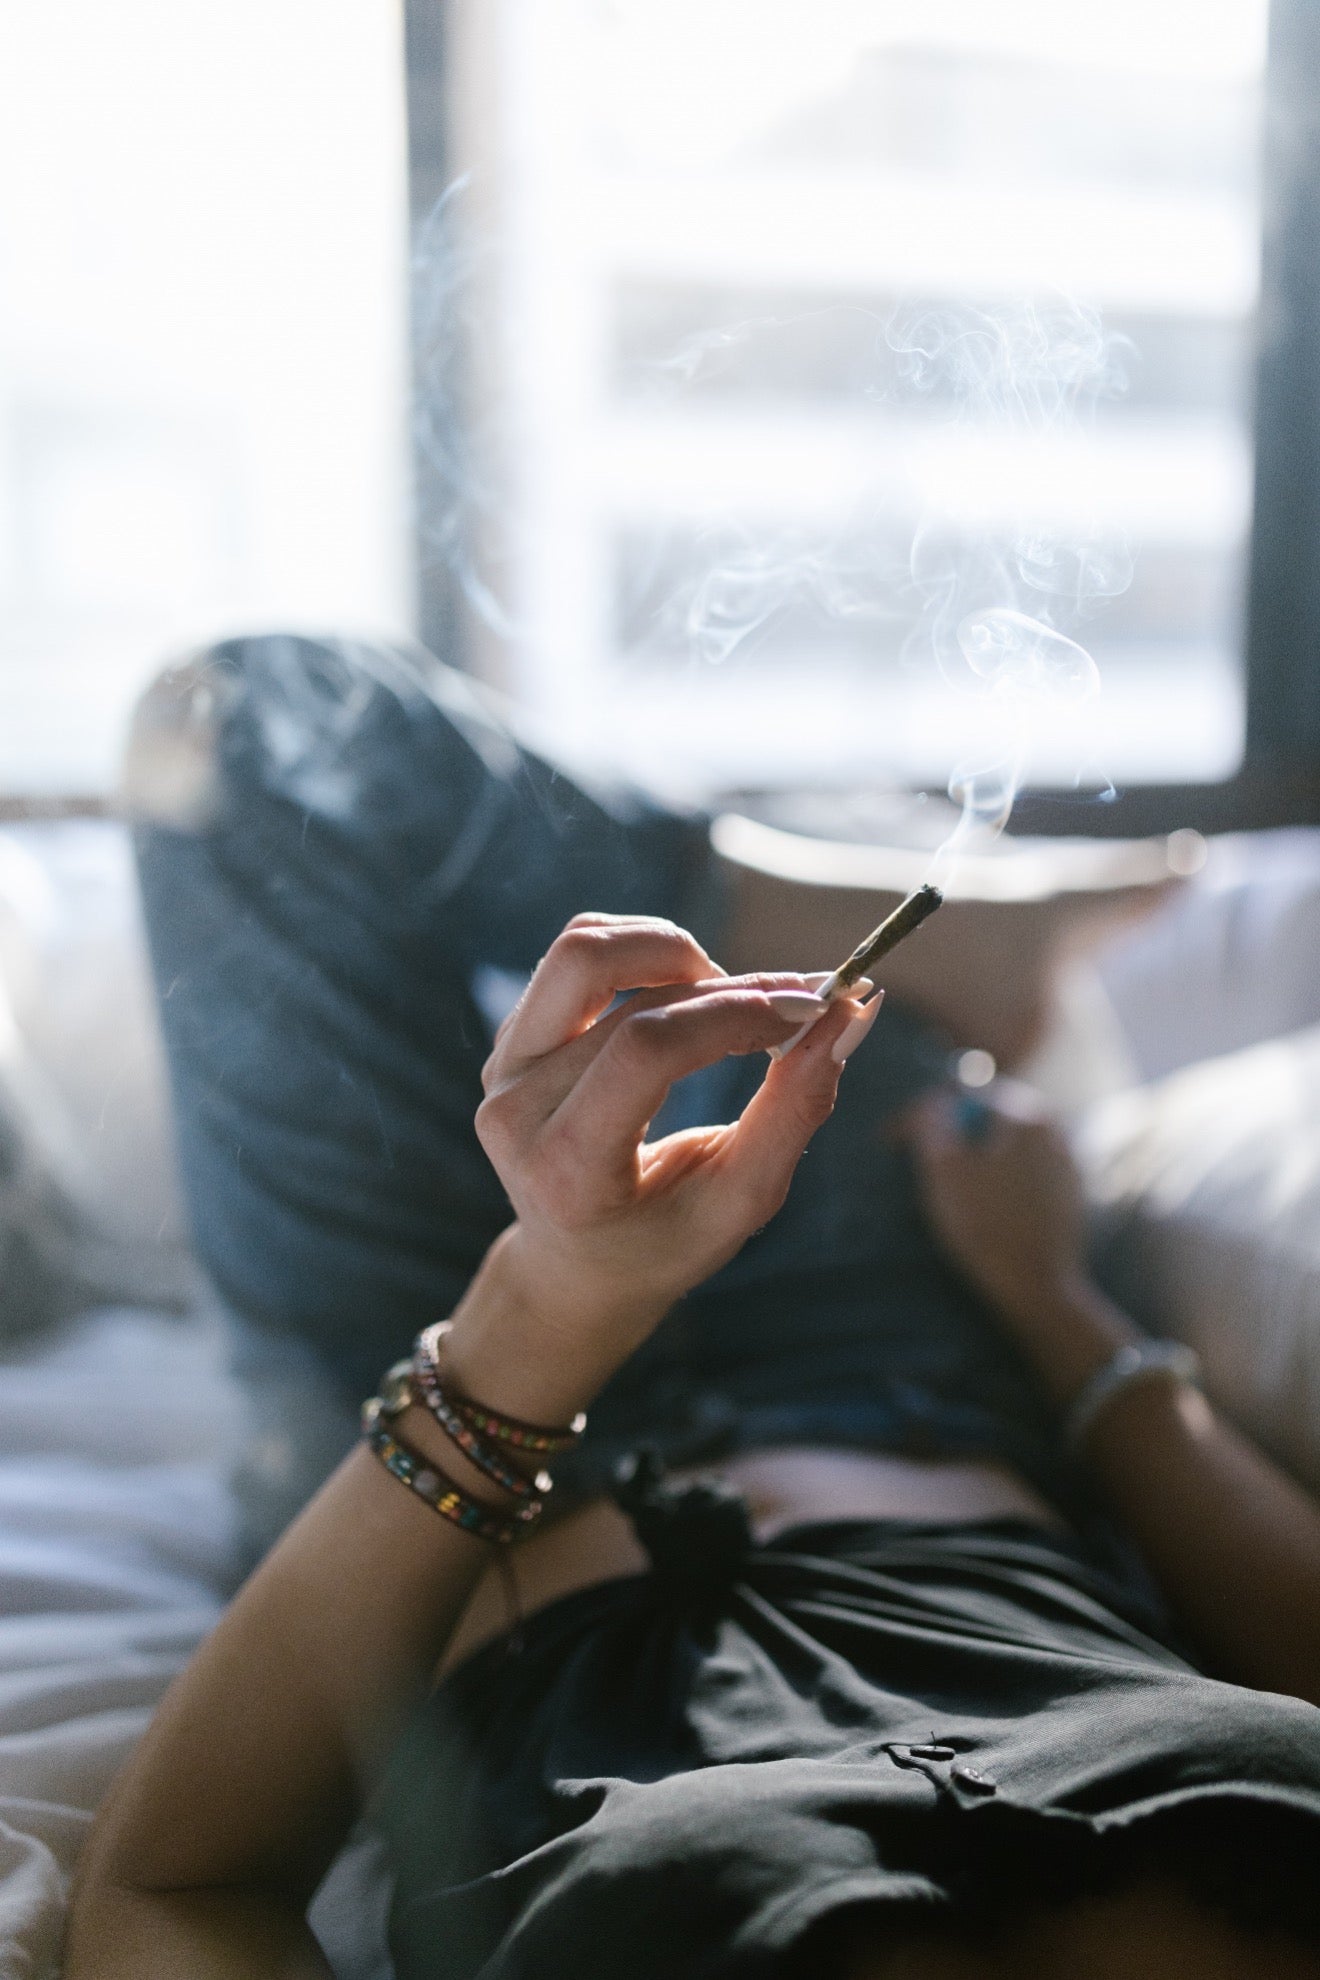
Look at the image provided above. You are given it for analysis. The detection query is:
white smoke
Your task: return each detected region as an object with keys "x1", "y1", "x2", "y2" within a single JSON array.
[
  {"x1": 413, "y1": 175, "x2": 1132, "y2": 848},
  {"x1": 411, "y1": 176, "x2": 513, "y2": 643},
  {"x1": 894, "y1": 299, "x2": 1129, "y2": 864},
  {"x1": 672, "y1": 294, "x2": 1132, "y2": 855}
]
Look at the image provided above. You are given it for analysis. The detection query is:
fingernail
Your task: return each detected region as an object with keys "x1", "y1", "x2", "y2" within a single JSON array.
[
  {"x1": 768, "y1": 991, "x2": 829, "y2": 1021},
  {"x1": 831, "y1": 993, "x2": 884, "y2": 1063}
]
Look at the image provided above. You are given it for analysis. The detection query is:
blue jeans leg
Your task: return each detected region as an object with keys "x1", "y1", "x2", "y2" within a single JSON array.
[
  {"x1": 134, "y1": 632, "x2": 720, "y2": 1411},
  {"x1": 135, "y1": 634, "x2": 1061, "y2": 1557}
]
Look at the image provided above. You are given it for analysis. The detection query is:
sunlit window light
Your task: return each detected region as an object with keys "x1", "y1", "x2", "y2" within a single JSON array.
[{"x1": 447, "y1": 0, "x2": 1267, "y2": 800}]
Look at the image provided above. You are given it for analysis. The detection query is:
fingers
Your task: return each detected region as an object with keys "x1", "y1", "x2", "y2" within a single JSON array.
[
  {"x1": 720, "y1": 994, "x2": 875, "y2": 1215},
  {"x1": 767, "y1": 974, "x2": 873, "y2": 1061},
  {"x1": 486, "y1": 916, "x2": 723, "y2": 1081},
  {"x1": 829, "y1": 995, "x2": 884, "y2": 1064},
  {"x1": 494, "y1": 969, "x2": 826, "y2": 1120},
  {"x1": 478, "y1": 968, "x2": 844, "y2": 1187},
  {"x1": 540, "y1": 983, "x2": 843, "y2": 1183}
]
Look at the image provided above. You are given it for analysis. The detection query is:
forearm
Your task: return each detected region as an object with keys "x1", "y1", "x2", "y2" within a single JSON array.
[
  {"x1": 67, "y1": 1234, "x2": 635, "y2": 1972},
  {"x1": 1016, "y1": 1282, "x2": 1320, "y2": 1702},
  {"x1": 65, "y1": 1441, "x2": 492, "y2": 1980},
  {"x1": 66, "y1": 917, "x2": 850, "y2": 1975},
  {"x1": 64, "y1": 1885, "x2": 335, "y2": 1980}
]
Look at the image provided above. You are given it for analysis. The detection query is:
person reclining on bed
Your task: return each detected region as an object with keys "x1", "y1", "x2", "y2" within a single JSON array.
[{"x1": 67, "y1": 636, "x2": 1320, "y2": 1978}]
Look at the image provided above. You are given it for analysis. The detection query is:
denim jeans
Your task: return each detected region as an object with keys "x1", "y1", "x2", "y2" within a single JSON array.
[{"x1": 134, "y1": 634, "x2": 1079, "y2": 1556}]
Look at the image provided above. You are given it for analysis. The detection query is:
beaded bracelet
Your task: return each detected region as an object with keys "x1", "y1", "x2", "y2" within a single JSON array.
[
  {"x1": 414, "y1": 1321, "x2": 587, "y2": 1454},
  {"x1": 403, "y1": 1352, "x2": 554, "y2": 1500},
  {"x1": 361, "y1": 1392, "x2": 543, "y2": 1545}
]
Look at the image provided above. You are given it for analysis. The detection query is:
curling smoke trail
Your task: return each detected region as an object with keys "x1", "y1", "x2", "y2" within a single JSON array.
[
  {"x1": 673, "y1": 297, "x2": 1130, "y2": 856},
  {"x1": 933, "y1": 605, "x2": 1102, "y2": 875},
  {"x1": 888, "y1": 299, "x2": 1129, "y2": 867}
]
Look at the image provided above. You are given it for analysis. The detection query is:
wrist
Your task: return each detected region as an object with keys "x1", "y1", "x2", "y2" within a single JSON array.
[
  {"x1": 995, "y1": 1275, "x2": 1142, "y2": 1409},
  {"x1": 1063, "y1": 1338, "x2": 1203, "y2": 1458},
  {"x1": 440, "y1": 1224, "x2": 669, "y2": 1429}
]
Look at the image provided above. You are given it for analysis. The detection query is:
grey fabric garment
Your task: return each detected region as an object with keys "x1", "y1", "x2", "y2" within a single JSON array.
[{"x1": 382, "y1": 1510, "x2": 1320, "y2": 1980}]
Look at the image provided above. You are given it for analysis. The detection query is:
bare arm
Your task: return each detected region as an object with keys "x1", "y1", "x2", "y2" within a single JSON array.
[
  {"x1": 66, "y1": 917, "x2": 863, "y2": 1978},
  {"x1": 910, "y1": 1088, "x2": 1320, "y2": 1704}
]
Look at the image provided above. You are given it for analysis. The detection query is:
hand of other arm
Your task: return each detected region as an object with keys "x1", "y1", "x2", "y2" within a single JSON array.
[
  {"x1": 909, "y1": 1087, "x2": 1320, "y2": 1706},
  {"x1": 66, "y1": 915, "x2": 865, "y2": 1978}
]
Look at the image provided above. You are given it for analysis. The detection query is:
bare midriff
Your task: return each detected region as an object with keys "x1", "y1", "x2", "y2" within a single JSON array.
[{"x1": 437, "y1": 1445, "x2": 1064, "y2": 1677}]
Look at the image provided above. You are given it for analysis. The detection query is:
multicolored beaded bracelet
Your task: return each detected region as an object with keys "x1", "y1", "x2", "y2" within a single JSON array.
[
  {"x1": 402, "y1": 1352, "x2": 554, "y2": 1501},
  {"x1": 361, "y1": 1393, "x2": 543, "y2": 1546},
  {"x1": 415, "y1": 1321, "x2": 587, "y2": 1454}
]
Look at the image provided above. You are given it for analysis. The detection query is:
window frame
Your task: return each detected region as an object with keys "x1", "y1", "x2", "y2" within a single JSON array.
[{"x1": 405, "y1": 0, "x2": 1320, "y2": 837}]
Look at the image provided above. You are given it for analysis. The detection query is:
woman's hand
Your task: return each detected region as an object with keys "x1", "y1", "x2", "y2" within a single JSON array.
[
  {"x1": 906, "y1": 1082, "x2": 1140, "y2": 1407},
  {"x1": 908, "y1": 1082, "x2": 1320, "y2": 1707},
  {"x1": 458, "y1": 913, "x2": 875, "y2": 1401},
  {"x1": 907, "y1": 1083, "x2": 1091, "y2": 1333}
]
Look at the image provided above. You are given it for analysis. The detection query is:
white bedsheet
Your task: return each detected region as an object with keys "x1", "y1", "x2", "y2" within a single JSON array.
[{"x1": 0, "y1": 1307, "x2": 392, "y2": 1980}]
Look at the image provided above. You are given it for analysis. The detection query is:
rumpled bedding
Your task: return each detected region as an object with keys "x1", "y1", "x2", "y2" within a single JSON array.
[
  {"x1": 7, "y1": 819, "x2": 1320, "y2": 1979},
  {"x1": 0, "y1": 1306, "x2": 392, "y2": 1980}
]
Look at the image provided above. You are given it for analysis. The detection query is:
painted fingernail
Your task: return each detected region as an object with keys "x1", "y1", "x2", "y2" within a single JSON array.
[
  {"x1": 831, "y1": 993, "x2": 884, "y2": 1063},
  {"x1": 768, "y1": 991, "x2": 829, "y2": 1021}
]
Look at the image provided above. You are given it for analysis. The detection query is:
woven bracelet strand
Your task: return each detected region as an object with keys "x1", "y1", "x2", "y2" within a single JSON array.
[
  {"x1": 415, "y1": 1321, "x2": 587, "y2": 1453},
  {"x1": 361, "y1": 1395, "x2": 542, "y2": 1545},
  {"x1": 405, "y1": 1352, "x2": 554, "y2": 1500}
]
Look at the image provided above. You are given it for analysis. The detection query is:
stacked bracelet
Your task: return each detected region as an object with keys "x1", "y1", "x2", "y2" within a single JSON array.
[
  {"x1": 414, "y1": 1321, "x2": 587, "y2": 1453},
  {"x1": 361, "y1": 1324, "x2": 587, "y2": 1545},
  {"x1": 1063, "y1": 1339, "x2": 1202, "y2": 1455},
  {"x1": 362, "y1": 1396, "x2": 536, "y2": 1545},
  {"x1": 408, "y1": 1345, "x2": 554, "y2": 1500},
  {"x1": 415, "y1": 1322, "x2": 585, "y2": 1449}
]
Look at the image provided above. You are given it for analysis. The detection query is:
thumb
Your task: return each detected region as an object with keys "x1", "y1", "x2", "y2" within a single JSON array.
[{"x1": 720, "y1": 995, "x2": 859, "y2": 1209}]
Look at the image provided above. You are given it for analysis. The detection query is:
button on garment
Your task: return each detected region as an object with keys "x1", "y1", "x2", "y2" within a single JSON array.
[
  {"x1": 383, "y1": 1519, "x2": 1320, "y2": 1980},
  {"x1": 951, "y1": 1765, "x2": 997, "y2": 1797}
]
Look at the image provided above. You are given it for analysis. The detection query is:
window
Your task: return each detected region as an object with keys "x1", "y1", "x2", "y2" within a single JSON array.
[
  {"x1": 0, "y1": 0, "x2": 412, "y2": 796},
  {"x1": 442, "y1": 0, "x2": 1268, "y2": 803}
]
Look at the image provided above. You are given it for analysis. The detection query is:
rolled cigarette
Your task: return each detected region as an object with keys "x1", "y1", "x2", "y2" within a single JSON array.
[
  {"x1": 768, "y1": 884, "x2": 944, "y2": 1060},
  {"x1": 819, "y1": 883, "x2": 944, "y2": 1002}
]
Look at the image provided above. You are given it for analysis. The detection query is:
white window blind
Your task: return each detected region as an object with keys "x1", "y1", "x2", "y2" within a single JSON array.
[{"x1": 447, "y1": 0, "x2": 1266, "y2": 798}]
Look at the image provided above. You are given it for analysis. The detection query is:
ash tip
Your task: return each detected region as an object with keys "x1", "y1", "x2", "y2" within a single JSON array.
[{"x1": 899, "y1": 883, "x2": 943, "y2": 925}]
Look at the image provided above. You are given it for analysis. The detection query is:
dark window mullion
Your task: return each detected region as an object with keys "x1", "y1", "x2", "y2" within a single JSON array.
[{"x1": 1244, "y1": 0, "x2": 1320, "y2": 771}]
